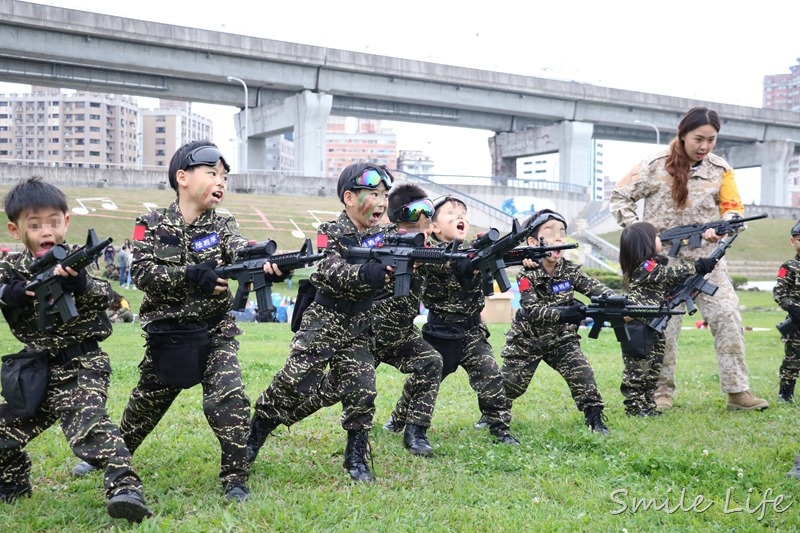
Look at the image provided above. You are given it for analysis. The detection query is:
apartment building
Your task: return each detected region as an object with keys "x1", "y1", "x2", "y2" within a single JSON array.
[
  {"x1": 140, "y1": 100, "x2": 213, "y2": 170},
  {"x1": 763, "y1": 58, "x2": 800, "y2": 206},
  {"x1": 325, "y1": 117, "x2": 397, "y2": 177}
]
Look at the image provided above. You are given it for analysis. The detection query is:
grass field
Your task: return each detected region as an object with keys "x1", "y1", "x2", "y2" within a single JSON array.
[{"x1": 0, "y1": 287, "x2": 799, "y2": 531}]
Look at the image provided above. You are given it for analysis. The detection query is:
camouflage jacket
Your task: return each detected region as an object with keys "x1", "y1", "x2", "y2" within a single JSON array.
[
  {"x1": 514, "y1": 258, "x2": 612, "y2": 334},
  {"x1": 774, "y1": 254, "x2": 800, "y2": 311},
  {"x1": 310, "y1": 211, "x2": 388, "y2": 303},
  {"x1": 420, "y1": 240, "x2": 483, "y2": 324},
  {"x1": 0, "y1": 247, "x2": 113, "y2": 354},
  {"x1": 609, "y1": 150, "x2": 746, "y2": 261},
  {"x1": 132, "y1": 201, "x2": 248, "y2": 330},
  {"x1": 627, "y1": 256, "x2": 694, "y2": 321}
]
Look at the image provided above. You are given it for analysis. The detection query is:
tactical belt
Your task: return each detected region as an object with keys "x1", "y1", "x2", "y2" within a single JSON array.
[
  {"x1": 428, "y1": 311, "x2": 482, "y2": 331},
  {"x1": 314, "y1": 292, "x2": 373, "y2": 315},
  {"x1": 52, "y1": 339, "x2": 100, "y2": 366}
]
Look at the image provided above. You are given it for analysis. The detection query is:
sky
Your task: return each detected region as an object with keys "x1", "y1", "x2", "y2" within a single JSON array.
[{"x1": 5, "y1": 0, "x2": 800, "y2": 203}]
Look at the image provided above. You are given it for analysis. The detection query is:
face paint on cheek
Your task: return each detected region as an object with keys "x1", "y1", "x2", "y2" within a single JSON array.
[
  {"x1": 196, "y1": 184, "x2": 213, "y2": 202},
  {"x1": 356, "y1": 191, "x2": 375, "y2": 217}
]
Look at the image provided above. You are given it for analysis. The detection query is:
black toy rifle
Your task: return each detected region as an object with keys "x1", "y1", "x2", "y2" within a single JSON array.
[
  {"x1": 26, "y1": 228, "x2": 112, "y2": 331},
  {"x1": 649, "y1": 233, "x2": 739, "y2": 332},
  {"x1": 215, "y1": 238, "x2": 323, "y2": 322},
  {"x1": 502, "y1": 239, "x2": 579, "y2": 267},
  {"x1": 659, "y1": 213, "x2": 767, "y2": 257},
  {"x1": 574, "y1": 294, "x2": 684, "y2": 341},
  {"x1": 466, "y1": 218, "x2": 536, "y2": 295},
  {"x1": 341, "y1": 231, "x2": 471, "y2": 297}
]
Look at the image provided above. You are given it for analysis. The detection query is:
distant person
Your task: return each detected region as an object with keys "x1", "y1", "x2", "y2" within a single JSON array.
[
  {"x1": 104, "y1": 243, "x2": 116, "y2": 266},
  {"x1": 610, "y1": 106, "x2": 768, "y2": 412},
  {"x1": 108, "y1": 291, "x2": 134, "y2": 323},
  {"x1": 773, "y1": 220, "x2": 800, "y2": 402},
  {"x1": 117, "y1": 245, "x2": 130, "y2": 288},
  {"x1": 0, "y1": 176, "x2": 151, "y2": 522}
]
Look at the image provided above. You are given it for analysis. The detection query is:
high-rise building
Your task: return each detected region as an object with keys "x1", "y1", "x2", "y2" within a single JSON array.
[
  {"x1": 325, "y1": 117, "x2": 397, "y2": 177},
  {"x1": 0, "y1": 86, "x2": 139, "y2": 169},
  {"x1": 763, "y1": 58, "x2": 800, "y2": 206},
  {"x1": 140, "y1": 100, "x2": 213, "y2": 170},
  {"x1": 264, "y1": 132, "x2": 295, "y2": 173}
]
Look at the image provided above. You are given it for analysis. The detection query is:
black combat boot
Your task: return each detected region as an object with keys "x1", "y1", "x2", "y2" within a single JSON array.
[
  {"x1": 779, "y1": 380, "x2": 795, "y2": 402},
  {"x1": 107, "y1": 489, "x2": 153, "y2": 523},
  {"x1": 223, "y1": 481, "x2": 250, "y2": 503},
  {"x1": 403, "y1": 423, "x2": 433, "y2": 457},
  {"x1": 382, "y1": 415, "x2": 404, "y2": 433},
  {"x1": 585, "y1": 406, "x2": 610, "y2": 435},
  {"x1": 343, "y1": 430, "x2": 374, "y2": 482},
  {"x1": 246, "y1": 415, "x2": 280, "y2": 464},
  {"x1": 0, "y1": 482, "x2": 32, "y2": 503},
  {"x1": 474, "y1": 415, "x2": 489, "y2": 429},
  {"x1": 492, "y1": 430, "x2": 521, "y2": 446}
]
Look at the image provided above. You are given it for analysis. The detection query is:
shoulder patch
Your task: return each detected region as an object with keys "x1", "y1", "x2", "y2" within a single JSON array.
[
  {"x1": 642, "y1": 259, "x2": 656, "y2": 272},
  {"x1": 518, "y1": 277, "x2": 531, "y2": 292},
  {"x1": 778, "y1": 267, "x2": 788, "y2": 279}
]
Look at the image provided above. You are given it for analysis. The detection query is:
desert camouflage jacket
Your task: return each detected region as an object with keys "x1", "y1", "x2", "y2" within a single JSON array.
[
  {"x1": 132, "y1": 201, "x2": 248, "y2": 329},
  {"x1": 0, "y1": 246, "x2": 112, "y2": 353},
  {"x1": 609, "y1": 150, "x2": 746, "y2": 261}
]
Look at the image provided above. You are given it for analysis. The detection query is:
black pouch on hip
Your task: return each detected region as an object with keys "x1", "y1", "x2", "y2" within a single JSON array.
[
  {"x1": 422, "y1": 322, "x2": 466, "y2": 378},
  {"x1": 291, "y1": 279, "x2": 318, "y2": 333},
  {"x1": 621, "y1": 320, "x2": 660, "y2": 359},
  {"x1": 146, "y1": 320, "x2": 210, "y2": 389},
  {"x1": 1, "y1": 350, "x2": 49, "y2": 418}
]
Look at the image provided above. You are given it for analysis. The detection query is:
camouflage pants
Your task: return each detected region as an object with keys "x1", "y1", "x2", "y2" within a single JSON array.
[
  {"x1": 501, "y1": 331, "x2": 604, "y2": 413},
  {"x1": 253, "y1": 303, "x2": 376, "y2": 431},
  {"x1": 780, "y1": 334, "x2": 800, "y2": 383},
  {"x1": 0, "y1": 351, "x2": 142, "y2": 499},
  {"x1": 402, "y1": 324, "x2": 511, "y2": 434},
  {"x1": 119, "y1": 336, "x2": 250, "y2": 485},
  {"x1": 658, "y1": 262, "x2": 750, "y2": 397},
  {"x1": 375, "y1": 329, "x2": 442, "y2": 428},
  {"x1": 621, "y1": 337, "x2": 666, "y2": 414}
]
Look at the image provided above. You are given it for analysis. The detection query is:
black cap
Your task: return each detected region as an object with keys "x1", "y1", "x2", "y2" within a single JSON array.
[
  {"x1": 336, "y1": 163, "x2": 393, "y2": 201},
  {"x1": 792, "y1": 220, "x2": 800, "y2": 236}
]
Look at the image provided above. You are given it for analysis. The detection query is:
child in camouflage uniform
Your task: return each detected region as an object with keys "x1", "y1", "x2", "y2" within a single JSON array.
[
  {"x1": 375, "y1": 184, "x2": 442, "y2": 457},
  {"x1": 71, "y1": 141, "x2": 281, "y2": 502},
  {"x1": 774, "y1": 220, "x2": 800, "y2": 402},
  {"x1": 618, "y1": 222, "x2": 717, "y2": 416},
  {"x1": 247, "y1": 162, "x2": 393, "y2": 482},
  {"x1": 417, "y1": 196, "x2": 519, "y2": 445},
  {"x1": 497, "y1": 209, "x2": 611, "y2": 434},
  {"x1": 0, "y1": 177, "x2": 151, "y2": 523}
]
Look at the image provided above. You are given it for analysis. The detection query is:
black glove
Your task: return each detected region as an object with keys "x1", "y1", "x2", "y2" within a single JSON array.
[
  {"x1": 788, "y1": 304, "x2": 800, "y2": 322},
  {"x1": 186, "y1": 259, "x2": 221, "y2": 295},
  {"x1": 557, "y1": 303, "x2": 585, "y2": 326},
  {"x1": 1, "y1": 280, "x2": 34, "y2": 308},
  {"x1": 451, "y1": 258, "x2": 477, "y2": 288},
  {"x1": 56, "y1": 269, "x2": 89, "y2": 295},
  {"x1": 359, "y1": 263, "x2": 389, "y2": 288},
  {"x1": 694, "y1": 257, "x2": 718, "y2": 275}
]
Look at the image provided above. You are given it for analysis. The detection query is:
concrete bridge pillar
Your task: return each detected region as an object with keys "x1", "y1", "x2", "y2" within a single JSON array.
[
  {"x1": 489, "y1": 121, "x2": 594, "y2": 190},
  {"x1": 718, "y1": 140, "x2": 795, "y2": 207}
]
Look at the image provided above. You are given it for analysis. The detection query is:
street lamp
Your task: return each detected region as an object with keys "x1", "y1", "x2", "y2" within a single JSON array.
[
  {"x1": 634, "y1": 120, "x2": 660, "y2": 145},
  {"x1": 226, "y1": 76, "x2": 248, "y2": 172}
]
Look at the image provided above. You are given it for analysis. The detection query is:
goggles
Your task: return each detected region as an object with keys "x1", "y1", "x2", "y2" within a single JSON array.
[
  {"x1": 431, "y1": 195, "x2": 465, "y2": 212},
  {"x1": 526, "y1": 211, "x2": 567, "y2": 233},
  {"x1": 393, "y1": 198, "x2": 434, "y2": 223},
  {"x1": 183, "y1": 146, "x2": 230, "y2": 172},
  {"x1": 351, "y1": 169, "x2": 393, "y2": 191}
]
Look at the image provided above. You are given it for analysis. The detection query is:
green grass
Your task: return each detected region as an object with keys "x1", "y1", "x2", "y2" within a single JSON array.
[{"x1": 1, "y1": 290, "x2": 798, "y2": 531}]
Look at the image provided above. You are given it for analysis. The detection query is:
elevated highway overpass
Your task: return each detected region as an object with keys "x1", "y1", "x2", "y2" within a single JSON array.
[{"x1": 2, "y1": 0, "x2": 800, "y2": 205}]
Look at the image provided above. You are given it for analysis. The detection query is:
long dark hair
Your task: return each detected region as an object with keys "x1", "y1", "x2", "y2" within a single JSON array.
[
  {"x1": 619, "y1": 222, "x2": 658, "y2": 284},
  {"x1": 665, "y1": 106, "x2": 720, "y2": 208}
]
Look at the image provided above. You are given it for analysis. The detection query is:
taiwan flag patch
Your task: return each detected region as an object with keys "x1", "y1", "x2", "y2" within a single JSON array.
[
  {"x1": 518, "y1": 277, "x2": 531, "y2": 292},
  {"x1": 133, "y1": 224, "x2": 146, "y2": 241},
  {"x1": 642, "y1": 259, "x2": 656, "y2": 272},
  {"x1": 778, "y1": 267, "x2": 788, "y2": 279}
]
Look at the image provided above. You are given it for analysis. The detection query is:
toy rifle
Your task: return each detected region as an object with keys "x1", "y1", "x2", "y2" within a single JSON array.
[
  {"x1": 659, "y1": 213, "x2": 767, "y2": 257},
  {"x1": 465, "y1": 218, "x2": 537, "y2": 295},
  {"x1": 26, "y1": 228, "x2": 112, "y2": 331},
  {"x1": 649, "y1": 233, "x2": 739, "y2": 332},
  {"x1": 341, "y1": 231, "x2": 471, "y2": 297},
  {"x1": 501, "y1": 239, "x2": 579, "y2": 267},
  {"x1": 215, "y1": 238, "x2": 323, "y2": 322},
  {"x1": 563, "y1": 294, "x2": 683, "y2": 341},
  {"x1": 777, "y1": 315, "x2": 800, "y2": 338}
]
